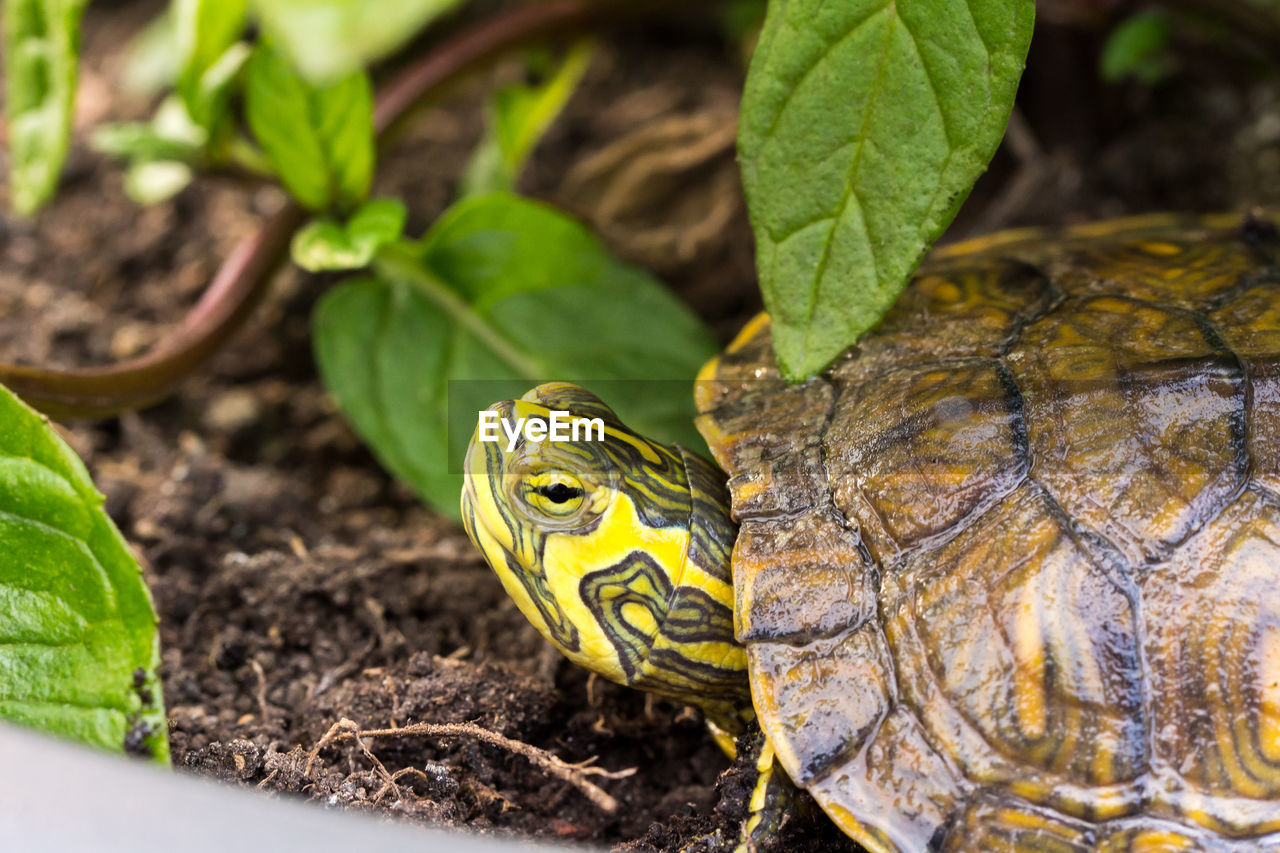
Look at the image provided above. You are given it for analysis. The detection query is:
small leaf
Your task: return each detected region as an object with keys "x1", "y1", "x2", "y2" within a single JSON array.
[
  {"x1": 0, "y1": 383, "x2": 168, "y2": 761},
  {"x1": 124, "y1": 160, "x2": 193, "y2": 205},
  {"x1": 460, "y1": 42, "x2": 595, "y2": 198},
  {"x1": 91, "y1": 101, "x2": 205, "y2": 164},
  {"x1": 292, "y1": 198, "x2": 407, "y2": 271},
  {"x1": 739, "y1": 0, "x2": 1034, "y2": 379},
  {"x1": 249, "y1": 0, "x2": 465, "y2": 83},
  {"x1": 1101, "y1": 10, "x2": 1176, "y2": 84},
  {"x1": 3, "y1": 0, "x2": 87, "y2": 215},
  {"x1": 245, "y1": 41, "x2": 374, "y2": 211},
  {"x1": 312, "y1": 194, "x2": 717, "y2": 518},
  {"x1": 174, "y1": 0, "x2": 248, "y2": 130}
]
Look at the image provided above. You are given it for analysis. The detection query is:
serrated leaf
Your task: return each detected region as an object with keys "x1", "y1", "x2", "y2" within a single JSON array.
[
  {"x1": 249, "y1": 0, "x2": 465, "y2": 83},
  {"x1": 739, "y1": 0, "x2": 1034, "y2": 380},
  {"x1": 3, "y1": 0, "x2": 87, "y2": 215},
  {"x1": 174, "y1": 0, "x2": 247, "y2": 130},
  {"x1": 312, "y1": 194, "x2": 717, "y2": 519},
  {"x1": 461, "y1": 42, "x2": 594, "y2": 198},
  {"x1": 245, "y1": 41, "x2": 374, "y2": 211},
  {"x1": 0, "y1": 384, "x2": 168, "y2": 761},
  {"x1": 292, "y1": 198, "x2": 407, "y2": 271}
]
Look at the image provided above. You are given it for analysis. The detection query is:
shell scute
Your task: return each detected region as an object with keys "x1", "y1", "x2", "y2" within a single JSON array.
[
  {"x1": 808, "y1": 707, "x2": 965, "y2": 853},
  {"x1": 883, "y1": 485, "x2": 1149, "y2": 807},
  {"x1": 826, "y1": 358, "x2": 1028, "y2": 563},
  {"x1": 734, "y1": 509, "x2": 875, "y2": 643},
  {"x1": 749, "y1": 623, "x2": 893, "y2": 786},
  {"x1": 1008, "y1": 293, "x2": 1250, "y2": 566}
]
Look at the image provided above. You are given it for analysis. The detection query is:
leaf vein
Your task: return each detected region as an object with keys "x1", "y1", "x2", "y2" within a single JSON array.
[
  {"x1": 760, "y1": 1, "x2": 895, "y2": 142},
  {"x1": 802, "y1": 4, "x2": 900, "y2": 334},
  {"x1": 894, "y1": 12, "x2": 952, "y2": 148}
]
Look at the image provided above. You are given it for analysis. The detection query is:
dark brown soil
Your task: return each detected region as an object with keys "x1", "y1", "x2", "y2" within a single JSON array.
[{"x1": 2, "y1": 2, "x2": 1278, "y2": 851}]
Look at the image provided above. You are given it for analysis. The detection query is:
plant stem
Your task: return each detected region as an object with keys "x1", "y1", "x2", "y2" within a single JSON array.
[
  {"x1": 373, "y1": 242, "x2": 545, "y2": 381},
  {"x1": 0, "y1": 0, "x2": 642, "y2": 418}
]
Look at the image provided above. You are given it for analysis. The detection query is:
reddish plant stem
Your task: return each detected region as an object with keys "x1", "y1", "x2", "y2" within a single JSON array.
[{"x1": 0, "y1": 0, "x2": 611, "y2": 419}]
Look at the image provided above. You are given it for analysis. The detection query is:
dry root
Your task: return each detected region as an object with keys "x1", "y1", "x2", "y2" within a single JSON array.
[{"x1": 306, "y1": 717, "x2": 636, "y2": 813}]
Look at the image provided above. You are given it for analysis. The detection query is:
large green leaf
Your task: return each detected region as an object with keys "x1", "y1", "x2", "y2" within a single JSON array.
[
  {"x1": 313, "y1": 194, "x2": 718, "y2": 519},
  {"x1": 245, "y1": 41, "x2": 374, "y2": 211},
  {"x1": 250, "y1": 0, "x2": 465, "y2": 83},
  {"x1": 3, "y1": 0, "x2": 86, "y2": 215},
  {"x1": 0, "y1": 384, "x2": 168, "y2": 762},
  {"x1": 739, "y1": 0, "x2": 1034, "y2": 379}
]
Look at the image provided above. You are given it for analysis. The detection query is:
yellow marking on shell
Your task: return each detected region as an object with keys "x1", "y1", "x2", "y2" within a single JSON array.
[
  {"x1": 731, "y1": 477, "x2": 766, "y2": 504},
  {"x1": 1068, "y1": 212, "x2": 1184, "y2": 238},
  {"x1": 1135, "y1": 240, "x2": 1183, "y2": 256},
  {"x1": 932, "y1": 226, "x2": 1044, "y2": 259},
  {"x1": 726, "y1": 312, "x2": 771, "y2": 354},
  {"x1": 1101, "y1": 828, "x2": 1198, "y2": 852},
  {"x1": 1259, "y1": 624, "x2": 1280, "y2": 762},
  {"x1": 1003, "y1": 808, "x2": 1055, "y2": 831},
  {"x1": 818, "y1": 801, "x2": 900, "y2": 853},
  {"x1": 1012, "y1": 582, "x2": 1048, "y2": 741},
  {"x1": 1202, "y1": 211, "x2": 1254, "y2": 229},
  {"x1": 926, "y1": 277, "x2": 963, "y2": 303},
  {"x1": 694, "y1": 313, "x2": 771, "y2": 416}
]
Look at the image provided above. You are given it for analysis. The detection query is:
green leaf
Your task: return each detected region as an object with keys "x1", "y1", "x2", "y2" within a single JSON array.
[
  {"x1": 124, "y1": 160, "x2": 193, "y2": 205},
  {"x1": 1101, "y1": 10, "x2": 1175, "y2": 84},
  {"x1": 91, "y1": 109, "x2": 204, "y2": 165},
  {"x1": 312, "y1": 194, "x2": 717, "y2": 519},
  {"x1": 249, "y1": 0, "x2": 465, "y2": 83},
  {"x1": 3, "y1": 0, "x2": 87, "y2": 215},
  {"x1": 245, "y1": 41, "x2": 374, "y2": 211},
  {"x1": 292, "y1": 198, "x2": 407, "y2": 271},
  {"x1": 460, "y1": 42, "x2": 595, "y2": 198},
  {"x1": 739, "y1": 0, "x2": 1034, "y2": 379},
  {"x1": 0, "y1": 384, "x2": 168, "y2": 761},
  {"x1": 174, "y1": 0, "x2": 248, "y2": 130}
]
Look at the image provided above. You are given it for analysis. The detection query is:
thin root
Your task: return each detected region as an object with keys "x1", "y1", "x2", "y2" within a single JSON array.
[{"x1": 306, "y1": 717, "x2": 635, "y2": 813}]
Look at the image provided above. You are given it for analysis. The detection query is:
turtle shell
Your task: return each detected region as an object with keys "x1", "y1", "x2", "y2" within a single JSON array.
[{"x1": 694, "y1": 213, "x2": 1280, "y2": 851}]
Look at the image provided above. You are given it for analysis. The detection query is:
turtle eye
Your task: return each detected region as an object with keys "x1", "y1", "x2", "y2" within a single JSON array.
[
  {"x1": 538, "y1": 482, "x2": 582, "y2": 504},
  {"x1": 519, "y1": 470, "x2": 587, "y2": 520}
]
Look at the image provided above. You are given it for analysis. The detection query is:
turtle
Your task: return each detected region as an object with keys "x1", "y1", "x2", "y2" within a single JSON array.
[{"x1": 459, "y1": 212, "x2": 1280, "y2": 851}]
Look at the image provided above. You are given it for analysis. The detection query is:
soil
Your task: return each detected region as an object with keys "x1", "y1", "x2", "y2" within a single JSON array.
[{"x1": 2, "y1": 2, "x2": 1279, "y2": 851}]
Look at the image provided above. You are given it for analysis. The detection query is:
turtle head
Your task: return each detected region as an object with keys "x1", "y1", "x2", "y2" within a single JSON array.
[{"x1": 461, "y1": 382, "x2": 748, "y2": 718}]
